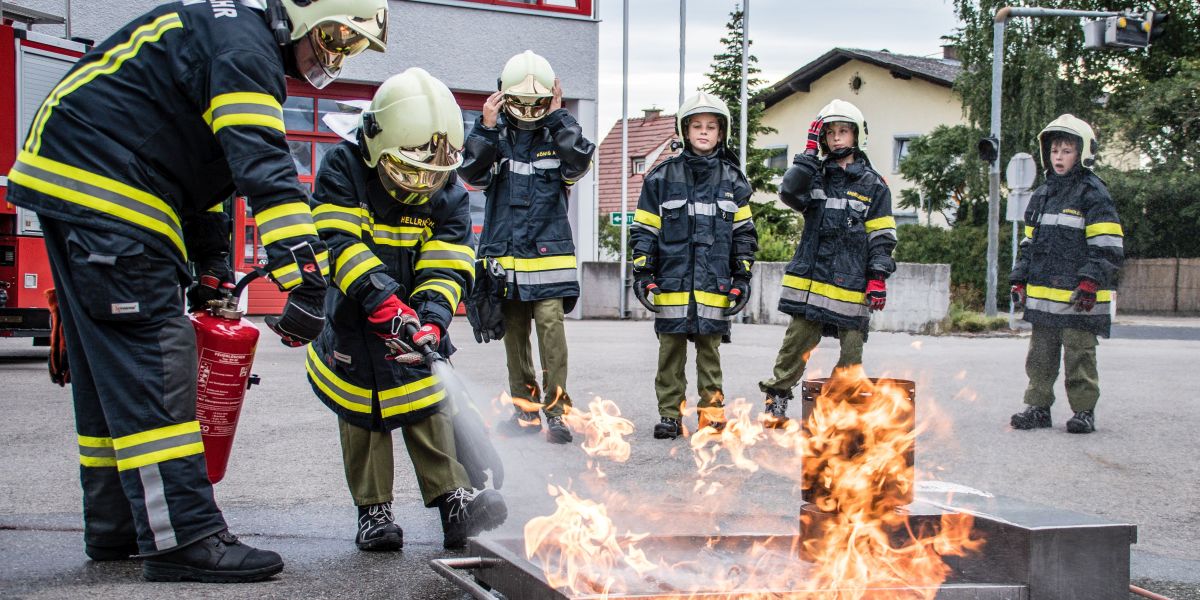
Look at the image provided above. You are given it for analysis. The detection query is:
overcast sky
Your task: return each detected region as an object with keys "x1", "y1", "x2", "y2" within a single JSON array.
[{"x1": 592, "y1": 0, "x2": 962, "y2": 141}]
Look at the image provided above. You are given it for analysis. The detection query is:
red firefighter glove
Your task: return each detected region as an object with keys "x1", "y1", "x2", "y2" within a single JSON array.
[
  {"x1": 1010, "y1": 283, "x2": 1026, "y2": 310},
  {"x1": 804, "y1": 118, "x2": 824, "y2": 156},
  {"x1": 368, "y1": 295, "x2": 422, "y2": 362},
  {"x1": 412, "y1": 323, "x2": 442, "y2": 349},
  {"x1": 1070, "y1": 279, "x2": 1099, "y2": 312},
  {"x1": 45, "y1": 288, "x2": 70, "y2": 386},
  {"x1": 866, "y1": 278, "x2": 887, "y2": 312}
]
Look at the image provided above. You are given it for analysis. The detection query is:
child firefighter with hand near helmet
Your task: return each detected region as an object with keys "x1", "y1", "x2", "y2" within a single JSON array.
[
  {"x1": 306, "y1": 68, "x2": 507, "y2": 552},
  {"x1": 757, "y1": 99, "x2": 898, "y2": 426},
  {"x1": 629, "y1": 92, "x2": 759, "y2": 440}
]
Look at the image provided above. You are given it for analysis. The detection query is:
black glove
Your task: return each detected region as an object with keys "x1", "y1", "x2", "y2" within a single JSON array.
[
  {"x1": 451, "y1": 399, "x2": 505, "y2": 490},
  {"x1": 186, "y1": 266, "x2": 233, "y2": 312},
  {"x1": 633, "y1": 273, "x2": 659, "y2": 313},
  {"x1": 264, "y1": 243, "x2": 327, "y2": 347},
  {"x1": 466, "y1": 258, "x2": 507, "y2": 343},
  {"x1": 723, "y1": 278, "x2": 751, "y2": 316}
]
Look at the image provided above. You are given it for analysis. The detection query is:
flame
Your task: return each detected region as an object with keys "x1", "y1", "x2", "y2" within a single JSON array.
[{"x1": 562, "y1": 396, "x2": 636, "y2": 463}]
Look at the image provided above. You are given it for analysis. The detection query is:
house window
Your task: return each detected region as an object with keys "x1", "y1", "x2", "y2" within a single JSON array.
[
  {"x1": 764, "y1": 146, "x2": 788, "y2": 171},
  {"x1": 631, "y1": 158, "x2": 647, "y2": 174},
  {"x1": 894, "y1": 136, "x2": 916, "y2": 173}
]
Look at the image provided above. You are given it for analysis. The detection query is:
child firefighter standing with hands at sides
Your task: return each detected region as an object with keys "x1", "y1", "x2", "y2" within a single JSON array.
[
  {"x1": 629, "y1": 92, "x2": 759, "y2": 440},
  {"x1": 757, "y1": 99, "x2": 898, "y2": 426}
]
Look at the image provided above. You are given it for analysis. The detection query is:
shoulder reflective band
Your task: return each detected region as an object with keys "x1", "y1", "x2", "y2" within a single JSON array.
[
  {"x1": 78, "y1": 434, "x2": 117, "y2": 468},
  {"x1": 733, "y1": 204, "x2": 752, "y2": 222},
  {"x1": 204, "y1": 92, "x2": 285, "y2": 134},
  {"x1": 413, "y1": 278, "x2": 463, "y2": 309},
  {"x1": 25, "y1": 12, "x2": 184, "y2": 155},
  {"x1": 9, "y1": 151, "x2": 185, "y2": 256},
  {"x1": 416, "y1": 240, "x2": 475, "y2": 273},
  {"x1": 379, "y1": 375, "x2": 446, "y2": 419},
  {"x1": 1085, "y1": 222, "x2": 1123, "y2": 237},
  {"x1": 333, "y1": 242, "x2": 384, "y2": 293},
  {"x1": 111, "y1": 421, "x2": 204, "y2": 471},
  {"x1": 255, "y1": 202, "x2": 318, "y2": 247},
  {"x1": 633, "y1": 209, "x2": 661, "y2": 232},
  {"x1": 313, "y1": 204, "x2": 365, "y2": 237}
]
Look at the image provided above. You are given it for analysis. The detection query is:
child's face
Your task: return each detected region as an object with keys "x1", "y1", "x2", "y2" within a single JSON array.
[
  {"x1": 824, "y1": 122, "x2": 856, "y2": 153},
  {"x1": 1049, "y1": 139, "x2": 1079, "y2": 175},
  {"x1": 686, "y1": 114, "x2": 721, "y2": 154}
]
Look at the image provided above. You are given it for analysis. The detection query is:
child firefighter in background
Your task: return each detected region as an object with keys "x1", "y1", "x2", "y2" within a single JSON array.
[
  {"x1": 758, "y1": 99, "x2": 898, "y2": 426},
  {"x1": 1008, "y1": 115, "x2": 1123, "y2": 434},
  {"x1": 306, "y1": 69, "x2": 506, "y2": 551},
  {"x1": 630, "y1": 92, "x2": 759, "y2": 440}
]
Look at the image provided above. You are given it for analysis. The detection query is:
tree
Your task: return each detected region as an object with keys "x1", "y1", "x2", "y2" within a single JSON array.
[
  {"x1": 700, "y1": 6, "x2": 779, "y2": 194},
  {"x1": 897, "y1": 124, "x2": 989, "y2": 225}
]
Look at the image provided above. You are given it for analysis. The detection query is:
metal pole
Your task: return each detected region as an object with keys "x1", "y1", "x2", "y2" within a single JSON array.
[
  {"x1": 1009, "y1": 222, "x2": 1018, "y2": 327},
  {"x1": 678, "y1": 0, "x2": 686, "y2": 108},
  {"x1": 985, "y1": 20, "x2": 1004, "y2": 317},
  {"x1": 618, "y1": 0, "x2": 629, "y2": 318},
  {"x1": 738, "y1": 0, "x2": 749, "y2": 168},
  {"x1": 64, "y1": 0, "x2": 70, "y2": 38}
]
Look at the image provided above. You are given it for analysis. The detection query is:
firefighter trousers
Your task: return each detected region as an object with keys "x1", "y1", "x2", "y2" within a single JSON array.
[
  {"x1": 1023, "y1": 325, "x2": 1100, "y2": 412},
  {"x1": 41, "y1": 217, "x2": 226, "y2": 556},
  {"x1": 501, "y1": 299, "x2": 571, "y2": 417},
  {"x1": 338, "y1": 406, "x2": 471, "y2": 507},
  {"x1": 759, "y1": 315, "x2": 864, "y2": 394},
  {"x1": 654, "y1": 333, "x2": 724, "y2": 419}
]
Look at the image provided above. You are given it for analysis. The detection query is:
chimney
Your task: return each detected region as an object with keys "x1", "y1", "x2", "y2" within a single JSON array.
[
  {"x1": 942, "y1": 44, "x2": 960, "y2": 62},
  {"x1": 642, "y1": 107, "x2": 663, "y2": 120}
]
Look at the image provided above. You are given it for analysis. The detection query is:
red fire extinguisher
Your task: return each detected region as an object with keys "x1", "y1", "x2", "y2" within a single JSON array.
[{"x1": 188, "y1": 271, "x2": 263, "y2": 484}]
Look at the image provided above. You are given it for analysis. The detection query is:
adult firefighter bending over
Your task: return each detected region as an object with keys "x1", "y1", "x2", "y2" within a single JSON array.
[
  {"x1": 459, "y1": 50, "x2": 596, "y2": 445},
  {"x1": 308, "y1": 69, "x2": 507, "y2": 552},
  {"x1": 5, "y1": 0, "x2": 387, "y2": 583}
]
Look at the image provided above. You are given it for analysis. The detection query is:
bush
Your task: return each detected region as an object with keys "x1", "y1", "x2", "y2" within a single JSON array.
[
  {"x1": 894, "y1": 223, "x2": 1014, "y2": 310},
  {"x1": 944, "y1": 301, "x2": 1010, "y2": 333}
]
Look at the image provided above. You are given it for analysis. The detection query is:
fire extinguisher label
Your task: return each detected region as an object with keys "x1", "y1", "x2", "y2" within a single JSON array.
[{"x1": 196, "y1": 348, "x2": 252, "y2": 438}]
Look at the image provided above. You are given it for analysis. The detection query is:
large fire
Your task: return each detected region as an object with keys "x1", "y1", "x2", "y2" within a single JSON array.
[{"x1": 520, "y1": 370, "x2": 983, "y2": 599}]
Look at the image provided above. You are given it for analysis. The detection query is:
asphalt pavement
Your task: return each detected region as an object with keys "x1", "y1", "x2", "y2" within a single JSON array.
[{"x1": 1, "y1": 316, "x2": 1198, "y2": 599}]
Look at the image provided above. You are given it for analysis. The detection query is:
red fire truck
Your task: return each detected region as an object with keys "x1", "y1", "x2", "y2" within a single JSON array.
[{"x1": 0, "y1": 9, "x2": 87, "y2": 344}]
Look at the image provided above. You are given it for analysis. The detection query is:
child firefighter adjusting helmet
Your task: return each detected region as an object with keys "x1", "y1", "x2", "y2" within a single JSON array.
[
  {"x1": 359, "y1": 68, "x2": 464, "y2": 199},
  {"x1": 273, "y1": 0, "x2": 388, "y2": 89},
  {"x1": 816, "y1": 99, "x2": 867, "y2": 159},
  {"x1": 499, "y1": 50, "x2": 555, "y2": 130}
]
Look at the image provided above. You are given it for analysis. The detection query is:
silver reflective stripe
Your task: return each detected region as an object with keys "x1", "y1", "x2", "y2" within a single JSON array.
[
  {"x1": 532, "y1": 158, "x2": 561, "y2": 170},
  {"x1": 417, "y1": 279, "x2": 462, "y2": 303},
  {"x1": 307, "y1": 351, "x2": 372, "y2": 410},
  {"x1": 632, "y1": 221, "x2": 660, "y2": 234},
  {"x1": 1040, "y1": 213, "x2": 1085, "y2": 229},
  {"x1": 661, "y1": 199, "x2": 688, "y2": 210},
  {"x1": 848, "y1": 199, "x2": 868, "y2": 213},
  {"x1": 333, "y1": 249, "x2": 378, "y2": 289},
  {"x1": 1026, "y1": 296, "x2": 1110, "y2": 315},
  {"x1": 115, "y1": 431, "x2": 203, "y2": 464},
  {"x1": 1087, "y1": 235, "x2": 1123, "y2": 248},
  {"x1": 79, "y1": 445, "x2": 115, "y2": 460},
  {"x1": 139, "y1": 464, "x2": 178, "y2": 551},
  {"x1": 656, "y1": 305, "x2": 688, "y2": 319},
  {"x1": 209, "y1": 102, "x2": 282, "y2": 123},
  {"x1": 733, "y1": 220, "x2": 753, "y2": 231},
  {"x1": 275, "y1": 253, "x2": 329, "y2": 289},
  {"x1": 696, "y1": 304, "x2": 728, "y2": 321},
  {"x1": 517, "y1": 268, "x2": 578, "y2": 286},
  {"x1": 419, "y1": 249, "x2": 473, "y2": 264},
  {"x1": 381, "y1": 379, "x2": 445, "y2": 413},
  {"x1": 716, "y1": 200, "x2": 739, "y2": 213},
  {"x1": 780, "y1": 287, "x2": 869, "y2": 318},
  {"x1": 810, "y1": 189, "x2": 828, "y2": 199},
  {"x1": 691, "y1": 203, "x2": 717, "y2": 216},
  {"x1": 315, "y1": 211, "x2": 362, "y2": 232},
  {"x1": 256, "y1": 211, "x2": 312, "y2": 240},
  {"x1": 508, "y1": 161, "x2": 534, "y2": 175},
  {"x1": 868, "y1": 228, "x2": 897, "y2": 241},
  {"x1": 824, "y1": 197, "x2": 848, "y2": 210},
  {"x1": 372, "y1": 229, "x2": 422, "y2": 245}
]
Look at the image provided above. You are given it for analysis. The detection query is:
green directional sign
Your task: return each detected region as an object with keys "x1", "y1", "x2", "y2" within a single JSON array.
[{"x1": 609, "y1": 211, "x2": 635, "y2": 226}]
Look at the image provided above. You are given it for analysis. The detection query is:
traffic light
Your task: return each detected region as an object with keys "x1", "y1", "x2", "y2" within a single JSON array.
[
  {"x1": 1145, "y1": 10, "x2": 1169, "y2": 43},
  {"x1": 1103, "y1": 14, "x2": 1149, "y2": 48},
  {"x1": 978, "y1": 136, "x2": 999, "y2": 164}
]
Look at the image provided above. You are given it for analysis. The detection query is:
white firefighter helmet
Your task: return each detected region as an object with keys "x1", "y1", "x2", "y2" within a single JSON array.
[
  {"x1": 1038, "y1": 114, "x2": 1098, "y2": 170},
  {"x1": 499, "y1": 50, "x2": 556, "y2": 125},
  {"x1": 676, "y1": 91, "x2": 731, "y2": 150},
  {"x1": 816, "y1": 99, "x2": 867, "y2": 155},
  {"x1": 360, "y1": 68, "x2": 464, "y2": 197},
  {"x1": 279, "y1": 0, "x2": 388, "y2": 89}
]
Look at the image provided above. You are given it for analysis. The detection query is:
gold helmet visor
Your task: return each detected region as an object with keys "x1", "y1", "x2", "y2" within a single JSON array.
[
  {"x1": 377, "y1": 134, "x2": 462, "y2": 194},
  {"x1": 503, "y1": 94, "x2": 552, "y2": 122}
]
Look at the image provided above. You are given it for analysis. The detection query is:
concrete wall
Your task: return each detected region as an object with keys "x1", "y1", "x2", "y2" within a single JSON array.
[
  {"x1": 1117, "y1": 258, "x2": 1200, "y2": 313},
  {"x1": 579, "y1": 261, "x2": 951, "y2": 333}
]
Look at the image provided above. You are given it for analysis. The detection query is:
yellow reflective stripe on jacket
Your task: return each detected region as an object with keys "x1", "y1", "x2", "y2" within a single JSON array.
[
  {"x1": 733, "y1": 204, "x2": 753, "y2": 223},
  {"x1": 379, "y1": 375, "x2": 446, "y2": 419},
  {"x1": 255, "y1": 202, "x2": 318, "y2": 247},
  {"x1": 1027, "y1": 284, "x2": 1113, "y2": 303},
  {"x1": 416, "y1": 240, "x2": 475, "y2": 273},
  {"x1": 694, "y1": 289, "x2": 731, "y2": 309},
  {"x1": 203, "y1": 92, "x2": 285, "y2": 134},
  {"x1": 306, "y1": 345, "x2": 373, "y2": 414},
  {"x1": 333, "y1": 243, "x2": 384, "y2": 293},
  {"x1": 782, "y1": 274, "x2": 866, "y2": 304},
  {"x1": 9, "y1": 151, "x2": 185, "y2": 256},
  {"x1": 865, "y1": 216, "x2": 897, "y2": 233},
  {"x1": 25, "y1": 12, "x2": 183, "y2": 155},
  {"x1": 270, "y1": 249, "x2": 329, "y2": 290},
  {"x1": 111, "y1": 421, "x2": 204, "y2": 471},
  {"x1": 313, "y1": 204, "x2": 364, "y2": 237},
  {"x1": 653, "y1": 291, "x2": 690, "y2": 306},
  {"x1": 495, "y1": 254, "x2": 577, "y2": 273},
  {"x1": 1024, "y1": 225, "x2": 1035, "y2": 238},
  {"x1": 413, "y1": 278, "x2": 463, "y2": 308},
  {"x1": 78, "y1": 434, "x2": 117, "y2": 468},
  {"x1": 1085, "y1": 222, "x2": 1123, "y2": 238},
  {"x1": 634, "y1": 208, "x2": 662, "y2": 229},
  {"x1": 371, "y1": 222, "x2": 426, "y2": 247},
  {"x1": 207, "y1": 203, "x2": 224, "y2": 213}
]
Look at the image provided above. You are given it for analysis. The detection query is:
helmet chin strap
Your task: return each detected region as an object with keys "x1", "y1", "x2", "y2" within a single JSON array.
[{"x1": 829, "y1": 147, "x2": 855, "y2": 159}]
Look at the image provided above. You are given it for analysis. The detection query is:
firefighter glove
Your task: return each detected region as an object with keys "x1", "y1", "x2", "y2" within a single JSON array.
[
  {"x1": 413, "y1": 323, "x2": 442, "y2": 349},
  {"x1": 466, "y1": 258, "x2": 507, "y2": 343},
  {"x1": 723, "y1": 278, "x2": 751, "y2": 317},
  {"x1": 186, "y1": 271, "x2": 234, "y2": 312},
  {"x1": 1069, "y1": 279, "x2": 1098, "y2": 312},
  {"x1": 46, "y1": 288, "x2": 70, "y2": 386},
  {"x1": 633, "y1": 274, "x2": 659, "y2": 313},
  {"x1": 1010, "y1": 283, "x2": 1026, "y2": 310},
  {"x1": 866, "y1": 278, "x2": 887, "y2": 312},
  {"x1": 265, "y1": 284, "x2": 326, "y2": 347},
  {"x1": 803, "y1": 118, "x2": 824, "y2": 156},
  {"x1": 368, "y1": 295, "x2": 422, "y2": 361}
]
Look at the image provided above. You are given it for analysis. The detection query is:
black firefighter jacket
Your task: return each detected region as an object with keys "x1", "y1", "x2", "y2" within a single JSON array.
[
  {"x1": 778, "y1": 153, "x2": 897, "y2": 333},
  {"x1": 1010, "y1": 167, "x2": 1123, "y2": 337},
  {"x1": 6, "y1": 1, "x2": 326, "y2": 289},
  {"x1": 307, "y1": 142, "x2": 476, "y2": 432},
  {"x1": 630, "y1": 151, "x2": 758, "y2": 337},
  {"x1": 458, "y1": 110, "x2": 595, "y2": 311}
]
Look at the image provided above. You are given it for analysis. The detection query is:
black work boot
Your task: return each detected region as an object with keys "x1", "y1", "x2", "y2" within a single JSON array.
[
  {"x1": 1066, "y1": 410, "x2": 1095, "y2": 434},
  {"x1": 142, "y1": 530, "x2": 283, "y2": 583},
  {"x1": 438, "y1": 488, "x2": 508, "y2": 550},
  {"x1": 355, "y1": 502, "x2": 403, "y2": 551},
  {"x1": 85, "y1": 541, "x2": 140, "y2": 561},
  {"x1": 500, "y1": 409, "x2": 542, "y2": 435},
  {"x1": 653, "y1": 417, "x2": 681, "y2": 440},
  {"x1": 545, "y1": 415, "x2": 573, "y2": 444},
  {"x1": 1010, "y1": 405, "x2": 1052, "y2": 430},
  {"x1": 762, "y1": 388, "x2": 793, "y2": 428}
]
